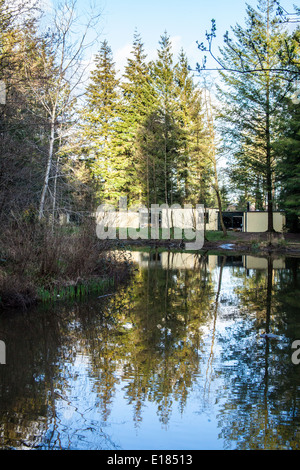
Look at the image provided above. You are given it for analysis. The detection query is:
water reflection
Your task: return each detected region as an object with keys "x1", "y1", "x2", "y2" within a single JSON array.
[{"x1": 0, "y1": 252, "x2": 299, "y2": 449}]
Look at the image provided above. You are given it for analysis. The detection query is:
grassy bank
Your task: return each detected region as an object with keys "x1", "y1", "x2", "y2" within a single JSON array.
[
  {"x1": 114, "y1": 230, "x2": 300, "y2": 256},
  {"x1": 2, "y1": 223, "x2": 297, "y2": 311},
  {"x1": 0, "y1": 220, "x2": 132, "y2": 310}
]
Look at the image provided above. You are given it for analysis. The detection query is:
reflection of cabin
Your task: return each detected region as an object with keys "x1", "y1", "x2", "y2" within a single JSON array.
[
  {"x1": 218, "y1": 255, "x2": 243, "y2": 267},
  {"x1": 243, "y1": 256, "x2": 285, "y2": 270},
  {"x1": 129, "y1": 251, "x2": 218, "y2": 270},
  {"x1": 129, "y1": 251, "x2": 287, "y2": 271}
]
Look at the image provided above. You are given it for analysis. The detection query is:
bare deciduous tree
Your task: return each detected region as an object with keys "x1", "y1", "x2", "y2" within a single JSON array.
[{"x1": 23, "y1": 0, "x2": 102, "y2": 220}]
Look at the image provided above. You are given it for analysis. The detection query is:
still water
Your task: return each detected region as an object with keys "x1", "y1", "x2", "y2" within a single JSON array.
[{"x1": 0, "y1": 251, "x2": 300, "y2": 450}]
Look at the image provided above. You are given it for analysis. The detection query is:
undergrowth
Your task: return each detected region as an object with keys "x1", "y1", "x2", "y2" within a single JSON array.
[{"x1": 0, "y1": 219, "x2": 131, "y2": 310}]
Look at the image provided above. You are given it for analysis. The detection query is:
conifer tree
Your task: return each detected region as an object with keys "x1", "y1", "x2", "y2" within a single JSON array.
[
  {"x1": 216, "y1": 0, "x2": 294, "y2": 232},
  {"x1": 275, "y1": 25, "x2": 300, "y2": 232},
  {"x1": 276, "y1": 91, "x2": 300, "y2": 232},
  {"x1": 82, "y1": 40, "x2": 120, "y2": 203},
  {"x1": 174, "y1": 50, "x2": 213, "y2": 206},
  {"x1": 188, "y1": 88, "x2": 214, "y2": 208},
  {"x1": 150, "y1": 32, "x2": 182, "y2": 205},
  {"x1": 114, "y1": 31, "x2": 156, "y2": 206},
  {"x1": 174, "y1": 49, "x2": 195, "y2": 204}
]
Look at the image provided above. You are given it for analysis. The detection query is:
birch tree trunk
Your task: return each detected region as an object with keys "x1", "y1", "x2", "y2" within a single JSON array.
[
  {"x1": 39, "y1": 116, "x2": 56, "y2": 220},
  {"x1": 27, "y1": 0, "x2": 101, "y2": 222},
  {"x1": 205, "y1": 89, "x2": 227, "y2": 237}
]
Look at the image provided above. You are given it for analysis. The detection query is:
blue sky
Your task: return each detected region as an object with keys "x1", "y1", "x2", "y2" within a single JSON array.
[
  {"x1": 95, "y1": 0, "x2": 297, "y2": 75},
  {"x1": 45, "y1": 0, "x2": 298, "y2": 80}
]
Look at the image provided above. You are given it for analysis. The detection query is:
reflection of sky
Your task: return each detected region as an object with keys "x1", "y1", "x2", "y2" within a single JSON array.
[
  {"x1": 44, "y1": 354, "x2": 119, "y2": 450},
  {"x1": 42, "y1": 261, "x2": 249, "y2": 450},
  {"x1": 2, "y1": 253, "x2": 299, "y2": 450},
  {"x1": 45, "y1": 351, "x2": 225, "y2": 450},
  {"x1": 44, "y1": 258, "x2": 283, "y2": 450}
]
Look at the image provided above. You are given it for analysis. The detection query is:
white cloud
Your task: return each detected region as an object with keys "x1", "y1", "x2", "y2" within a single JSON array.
[
  {"x1": 170, "y1": 35, "x2": 183, "y2": 56},
  {"x1": 114, "y1": 43, "x2": 133, "y2": 76}
]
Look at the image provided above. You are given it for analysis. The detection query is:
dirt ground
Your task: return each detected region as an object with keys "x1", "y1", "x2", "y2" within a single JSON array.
[
  {"x1": 118, "y1": 231, "x2": 300, "y2": 255},
  {"x1": 203, "y1": 231, "x2": 300, "y2": 255},
  {"x1": 228, "y1": 231, "x2": 300, "y2": 242}
]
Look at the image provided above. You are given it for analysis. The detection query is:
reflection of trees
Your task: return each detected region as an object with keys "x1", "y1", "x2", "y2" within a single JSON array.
[
  {"x1": 1, "y1": 253, "x2": 299, "y2": 449},
  {"x1": 275, "y1": 258, "x2": 300, "y2": 337},
  {"x1": 0, "y1": 249, "x2": 216, "y2": 445},
  {"x1": 85, "y1": 251, "x2": 216, "y2": 427},
  {"x1": 215, "y1": 256, "x2": 300, "y2": 450},
  {"x1": 0, "y1": 302, "x2": 121, "y2": 449},
  {"x1": 233, "y1": 257, "x2": 283, "y2": 333},
  {"x1": 204, "y1": 255, "x2": 226, "y2": 400},
  {"x1": 0, "y1": 305, "x2": 71, "y2": 449}
]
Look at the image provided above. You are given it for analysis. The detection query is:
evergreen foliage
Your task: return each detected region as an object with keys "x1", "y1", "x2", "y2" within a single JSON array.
[
  {"x1": 216, "y1": 0, "x2": 295, "y2": 231},
  {"x1": 81, "y1": 31, "x2": 213, "y2": 209},
  {"x1": 0, "y1": 0, "x2": 298, "y2": 234}
]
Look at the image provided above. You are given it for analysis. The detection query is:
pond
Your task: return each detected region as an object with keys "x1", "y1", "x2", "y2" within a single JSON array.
[{"x1": 0, "y1": 251, "x2": 299, "y2": 450}]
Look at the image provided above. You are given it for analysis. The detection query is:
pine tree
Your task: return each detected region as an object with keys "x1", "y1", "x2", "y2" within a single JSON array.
[
  {"x1": 188, "y1": 88, "x2": 214, "y2": 208},
  {"x1": 82, "y1": 40, "x2": 120, "y2": 204},
  {"x1": 150, "y1": 32, "x2": 182, "y2": 205},
  {"x1": 276, "y1": 94, "x2": 300, "y2": 232},
  {"x1": 275, "y1": 25, "x2": 300, "y2": 232},
  {"x1": 174, "y1": 49, "x2": 195, "y2": 204},
  {"x1": 174, "y1": 50, "x2": 213, "y2": 206},
  {"x1": 217, "y1": 0, "x2": 294, "y2": 232},
  {"x1": 113, "y1": 31, "x2": 157, "y2": 207}
]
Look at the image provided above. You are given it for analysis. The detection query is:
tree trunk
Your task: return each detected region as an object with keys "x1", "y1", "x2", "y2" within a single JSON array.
[
  {"x1": 266, "y1": 97, "x2": 274, "y2": 233},
  {"x1": 146, "y1": 152, "x2": 150, "y2": 212},
  {"x1": 215, "y1": 185, "x2": 227, "y2": 237},
  {"x1": 212, "y1": 132, "x2": 227, "y2": 237},
  {"x1": 204, "y1": 204, "x2": 208, "y2": 241},
  {"x1": 205, "y1": 89, "x2": 227, "y2": 237},
  {"x1": 164, "y1": 114, "x2": 168, "y2": 206},
  {"x1": 51, "y1": 154, "x2": 60, "y2": 231},
  {"x1": 265, "y1": 0, "x2": 275, "y2": 233},
  {"x1": 39, "y1": 117, "x2": 55, "y2": 220}
]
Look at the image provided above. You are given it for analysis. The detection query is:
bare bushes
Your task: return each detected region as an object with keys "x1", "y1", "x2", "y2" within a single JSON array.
[
  {"x1": 0, "y1": 219, "x2": 131, "y2": 309},
  {"x1": 0, "y1": 275, "x2": 36, "y2": 309}
]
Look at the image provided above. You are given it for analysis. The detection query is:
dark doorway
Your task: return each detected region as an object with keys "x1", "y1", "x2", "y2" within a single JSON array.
[
  {"x1": 233, "y1": 216, "x2": 243, "y2": 230},
  {"x1": 218, "y1": 212, "x2": 244, "y2": 231}
]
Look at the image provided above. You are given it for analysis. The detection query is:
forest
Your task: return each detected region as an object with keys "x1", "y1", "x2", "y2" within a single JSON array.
[{"x1": 0, "y1": 0, "x2": 299, "y2": 307}]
